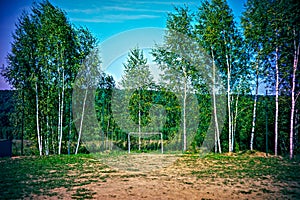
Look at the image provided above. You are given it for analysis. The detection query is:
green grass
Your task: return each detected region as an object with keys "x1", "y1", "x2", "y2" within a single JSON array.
[
  {"x1": 72, "y1": 188, "x2": 97, "y2": 199},
  {"x1": 0, "y1": 154, "x2": 109, "y2": 199},
  {"x1": 0, "y1": 152, "x2": 299, "y2": 199},
  {"x1": 185, "y1": 153, "x2": 300, "y2": 182}
]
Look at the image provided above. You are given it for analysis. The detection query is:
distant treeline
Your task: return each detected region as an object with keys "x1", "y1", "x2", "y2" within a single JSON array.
[
  {"x1": 1, "y1": 89, "x2": 299, "y2": 156},
  {"x1": 1, "y1": 0, "x2": 299, "y2": 158}
]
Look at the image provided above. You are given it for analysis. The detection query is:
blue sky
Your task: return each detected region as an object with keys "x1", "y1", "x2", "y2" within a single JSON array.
[{"x1": 0, "y1": 0, "x2": 245, "y2": 90}]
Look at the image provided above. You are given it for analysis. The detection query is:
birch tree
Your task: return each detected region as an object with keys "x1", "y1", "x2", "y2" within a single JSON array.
[
  {"x1": 5, "y1": 11, "x2": 43, "y2": 155},
  {"x1": 285, "y1": 0, "x2": 300, "y2": 159},
  {"x1": 4, "y1": 1, "x2": 96, "y2": 155},
  {"x1": 120, "y1": 47, "x2": 154, "y2": 151},
  {"x1": 196, "y1": 0, "x2": 246, "y2": 152},
  {"x1": 35, "y1": 1, "x2": 77, "y2": 154},
  {"x1": 242, "y1": 0, "x2": 270, "y2": 151},
  {"x1": 74, "y1": 48, "x2": 101, "y2": 154},
  {"x1": 152, "y1": 7, "x2": 203, "y2": 151},
  {"x1": 242, "y1": 0, "x2": 300, "y2": 157}
]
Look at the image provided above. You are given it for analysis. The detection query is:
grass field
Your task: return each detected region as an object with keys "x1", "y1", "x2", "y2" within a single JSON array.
[{"x1": 0, "y1": 151, "x2": 299, "y2": 199}]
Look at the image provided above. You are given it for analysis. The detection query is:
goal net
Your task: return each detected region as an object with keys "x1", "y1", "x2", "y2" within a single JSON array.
[{"x1": 128, "y1": 132, "x2": 163, "y2": 154}]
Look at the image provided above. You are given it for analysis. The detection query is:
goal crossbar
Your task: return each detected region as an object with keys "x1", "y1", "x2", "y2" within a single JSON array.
[{"x1": 128, "y1": 132, "x2": 163, "y2": 154}]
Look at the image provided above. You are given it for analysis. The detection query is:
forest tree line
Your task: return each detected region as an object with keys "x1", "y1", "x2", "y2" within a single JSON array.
[{"x1": 1, "y1": 0, "x2": 299, "y2": 158}]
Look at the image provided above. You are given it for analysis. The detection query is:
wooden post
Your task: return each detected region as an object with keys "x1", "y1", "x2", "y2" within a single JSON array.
[
  {"x1": 266, "y1": 90, "x2": 268, "y2": 157},
  {"x1": 161, "y1": 133, "x2": 163, "y2": 154},
  {"x1": 128, "y1": 133, "x2": 131, "y2": 154}
]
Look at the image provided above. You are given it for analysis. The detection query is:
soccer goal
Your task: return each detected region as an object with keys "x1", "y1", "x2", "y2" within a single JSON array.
[{"x1": 128, "y1": 132, "x2": 163, "y2": 154}]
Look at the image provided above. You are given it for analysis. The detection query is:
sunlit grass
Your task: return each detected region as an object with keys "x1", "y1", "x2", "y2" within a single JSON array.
[
  {"x1": 0, "y1": 154, "x2": 108, "y2": 199},
  {"x1": 0, "y1": 152, "x2": 299, "y2": 199},
  {"x1": 185, "y1": 152, "x2": 300, "y2": 181}
]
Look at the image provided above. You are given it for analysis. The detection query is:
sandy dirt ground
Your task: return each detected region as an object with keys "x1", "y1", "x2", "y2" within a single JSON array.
[{"x1": 32, "y1": 153, "x2": 300, "y2": 200}]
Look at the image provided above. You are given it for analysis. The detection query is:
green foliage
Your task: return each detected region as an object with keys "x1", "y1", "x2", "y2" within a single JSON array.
[
  {"x1": 242, "y1": 0, "x2": 300, "y2": 158},
  {"x1": 196, "y1": 0, "x2": 250, "y2": 153},
  {"x1": 0, "y1": 90, "x2": 16, "y2": 139},
  {"x1": 2, "y1": 1, "x2": 97, "y2": 155},
  {"x1": 121, "y1": 47, "x2": 154, "y2": 90},
  {"x1": 1, "y1": 0, "x2": 299, "y2": 156},
  {"x1": 120, "y1": 47, "x2": 154, "y2": 125}
]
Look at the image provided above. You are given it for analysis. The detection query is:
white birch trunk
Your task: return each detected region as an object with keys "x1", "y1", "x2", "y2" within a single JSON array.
[
  {"x1": 290, "y1": 30, "x2": 299, "y2": 159},
  {"x1": 183, "y1": 68, "x2": 187, "y2": 151},
  {"x1": 250, "y1": 62, "x2": 259, "y2": 151},
  {"x1": 232, "y1": 92, "x2": 240, "y2": 150},
  {"x1": 211, "y1": 48, "x2": 221, "y2": 153},
  {"x1": 58, "y1": 69, "x2": 64, "y2": 155},
  {"x1": 75, "y1": 89, "x2": 88, "y2": 154},
  {"x1": 138, "y1": 90, "x2": 141, "y2": 151},
  {"x1": 226, "y1": 56, "x2": 232, "y2": 152},
  {"x1": 58, "y1": 84, "x2": 61, "y2": 153},
  {"x1": 35, "y1": 81, "x2": 42, "y2": 155},
  {"x1": 68, "y1": 101, "x2": 72, "y2": 155},
  {"x1": 46, "y1": 115, "x2": 49, "y2": 156},
  {"x1": 223, "y1": 33, "x2": 232, "y2": 152},
  {"x1": 275, "y1": 47, "x2": 279, "y2": 156}
]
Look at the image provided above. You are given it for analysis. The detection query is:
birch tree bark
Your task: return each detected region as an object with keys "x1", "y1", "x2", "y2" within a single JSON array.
[
  {"x1": 290, "y1": 29, "x2": 299, "y2": 159},
  {"x1": 250, "y1": 62, "x2": 259, "y2": 151},
  {"x1": 35, "y1": 81, "x2": 42, "y2": 155},
  {"x1": 211, "y1": 48, "x2": 221, "y2": 153},
  {"x1": 75, "y1": 89, "x2": 88, "y2": 155},
  {"x1": 274, "y1": 46, "x2": 279, "y2": 156}
]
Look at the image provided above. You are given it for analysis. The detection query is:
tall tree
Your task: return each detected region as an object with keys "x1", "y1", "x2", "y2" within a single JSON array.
[
  {"x1": 34, "y1": 1, "x2": 78, "y2": 154},
  {"x1": 95, "y1": 72, "x2": 116, "y2": 151},
  {"x1": 72, "y1": 27, "x2": 97, "y2": 154},
  {"x1": 74, "y1": 47, "x2": 101, "y2": 154},
  {"x1": 3, "y1": 1, "x2": 96, "y2": 155},
  {"x1": 242, "y1": 0, "x2": 300, "y2": 158},
  {"x1": 152, "y1": 6, "x2": 201, "y2": 151},
  {"x1": 195, "y1": 0, "x2": 246, "y2": 152},
  {"x1": 263, "y1": 0, "x2": 292, "y2": 156},
  {"x1": 5, "y1": 11, "x2": 42, "y2": 154},
  {"x1": 120, "y1": 46, "x2": 154, "y2": 151},
  {"x1": 285, "y1": 0, "x2": 300, "y2": 159},
  {"x1": 241, "y1": 0, "x2": 270, "y2": 151}
]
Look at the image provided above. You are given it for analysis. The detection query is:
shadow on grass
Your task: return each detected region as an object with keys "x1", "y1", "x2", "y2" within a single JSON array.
[
  {"x1": 0, "y1": 154, "x2": 108, "y2": 199},
  {"x1": 188, "y1": 152, "x2": 300, "y2": 182},
  {"x1": 1, "y1": 151, "x2": 299, "y2": 199}
]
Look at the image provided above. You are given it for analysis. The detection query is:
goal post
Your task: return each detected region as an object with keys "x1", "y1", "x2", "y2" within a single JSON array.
[{"x1": 128, "y1": 132, "x2": 163, "y2": 154}]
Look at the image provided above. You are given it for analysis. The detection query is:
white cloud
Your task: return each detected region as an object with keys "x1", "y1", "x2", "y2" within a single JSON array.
[
  {"x1": 71, "y1": 14, "x2": 159, "y2": 23},
  {"x1": 65, "y1": 8, "x2": 101, "y2": 14},
  {"x1": 102, "y1": 6, "x2": 168, "y2": 13},
  {"x1": 125, "y1": 0, "x2": 196, "y2": 6},
  {"x1": 66, "y1": 6, "x2": 167, "y2": 14},
  {"x1": 107, "y1": 14, "x2": 159, "y2": 20},
  {"x1": 70, "y1": 17, "x2": 120, "y2": 23},
  {"x1": 65, "y1": 0, "x2": 198, "y2": 24}
]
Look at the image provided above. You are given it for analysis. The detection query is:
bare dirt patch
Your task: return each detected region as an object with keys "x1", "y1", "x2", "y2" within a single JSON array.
[{"x1": 39, "y1": 153, "x2": 300, "y2": 199}]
